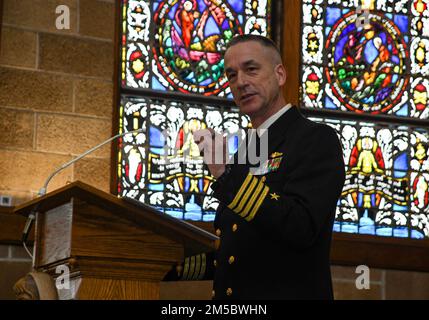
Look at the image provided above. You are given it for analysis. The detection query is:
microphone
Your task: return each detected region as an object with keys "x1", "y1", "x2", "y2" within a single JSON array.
[{"x1": 21, "y1": 128, "x2": 145, "y2": 259}]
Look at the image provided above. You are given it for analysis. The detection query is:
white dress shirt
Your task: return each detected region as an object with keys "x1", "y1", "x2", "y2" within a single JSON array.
[{"x1": 256, "y1": 103, "x2": 292, "y2": 137}]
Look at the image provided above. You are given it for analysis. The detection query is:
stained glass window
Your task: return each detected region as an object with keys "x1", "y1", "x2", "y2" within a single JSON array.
[
  {"x1": 117, "y1": 0, "x2": 274, "y2": 222},
  {"x1": 121, "y1": 0, "x2": 272, "y2": 97},
  {"x1": 118, "y1": 96, "x2": 249, "y2": 221},
  {"x1": 302, "y1": 0, "x2": 429, "y2": 118},
  {"x1": 309, "y1": 117, "x2": 429, "y2": 238},
  {"x1": 301, "y1": 0, "x2": 429, "y2": 238}
]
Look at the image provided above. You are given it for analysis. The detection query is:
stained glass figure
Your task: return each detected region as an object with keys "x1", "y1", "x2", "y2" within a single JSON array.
[
  {"x1": 118, "y1": 0, "x2": 275, "y2": 223},
  {"x1": 121, "y1": 0, "x2": 272, "y2": 97},
  {"x1": 303, "y1": 1, "x2": 429, "y2": 239},
  {"x1": 119, "y1": 96, "x2": 250, "y2": 221},
  {"x1": 308, "y1": 117, "x2": 429, "y2": 238},
  {"x1": 302, "y1": 0, "x2": 429, "y2": 119}
]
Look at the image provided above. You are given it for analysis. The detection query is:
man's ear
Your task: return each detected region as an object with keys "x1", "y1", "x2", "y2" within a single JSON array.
[{"x1": 274, "y1": 64, "x2": 287, "y2": 86}]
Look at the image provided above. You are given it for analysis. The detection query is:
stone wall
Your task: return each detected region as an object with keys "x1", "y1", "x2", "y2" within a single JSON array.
[{"x1": 0, "y1": 0, "x2": 115, "y2": 206}]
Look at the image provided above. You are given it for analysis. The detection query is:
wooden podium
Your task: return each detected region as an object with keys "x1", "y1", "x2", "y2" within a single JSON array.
[{"x1": 13, "y1": 181, "x2": 217, "y2": 300}]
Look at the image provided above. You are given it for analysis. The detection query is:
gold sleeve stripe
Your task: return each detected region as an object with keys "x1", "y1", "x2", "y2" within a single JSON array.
[
  {"x1": 240, "y1": 178, "x2": 265, "y2": 218},
  {"x1": 191, "y1": 254, "x2": 201, "y2": 280},
  {"x1": 187, "y1": 255, "x2": 196, "y2": 280},
  {"x1": 246, "y1": 185, "x2": 269, "y2": 222},
  {"x1": 233, "y1": 176, "x2": 258, "y2": 214},
  {"x1": 181, "y1": 257, "x2": 190, "y2": 280},
  {"x1": 227, "y1": 173, "x2": 253, "y2": 210},
  {"x1": 197, "y1": 253, "x2": 206, "y2": 280}
]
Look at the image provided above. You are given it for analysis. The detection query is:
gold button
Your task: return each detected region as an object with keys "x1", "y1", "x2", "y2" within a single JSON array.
[
  {"x1": 213, "y1": 260, "x2": 217, "y2": 267},
  {"x1": 226, "y1": 288, "x2": 232, "y2": 296},
  {"x1": 261, "y1": 176, "x2": 266, "y2": 182},
  {"x1": 212, "y1": 290, "x2": 215, "y2": 298},
  {"x1": 228, "y1": 256, "x2": 235, "y2": 264},
  {"x1": 215, "y1": 229, "x2": 221, "y2": 236},
  {"x1": 232, "y1": 224, "x2": 238, "y2": 232},
  {"x1": 215, "y1": 239, "x2": 221, "y2": 250},
  {"x1": 176, "y1": 265, "x2": 183, "y2": 277}
]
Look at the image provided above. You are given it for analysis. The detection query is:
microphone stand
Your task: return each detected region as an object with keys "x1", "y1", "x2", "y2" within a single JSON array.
[{"x1": 21, "y1": 128, "x2": 145, "y2": 261}]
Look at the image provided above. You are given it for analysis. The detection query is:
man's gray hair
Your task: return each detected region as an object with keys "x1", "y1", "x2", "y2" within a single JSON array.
[{"x1": 225, "y1": 34, "x2": 282, "y2": 64}]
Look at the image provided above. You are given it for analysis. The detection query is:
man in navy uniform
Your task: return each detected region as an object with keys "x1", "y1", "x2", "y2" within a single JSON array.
[{"x1": 165, "y1": 35, "x2": 345, "y2": 300}]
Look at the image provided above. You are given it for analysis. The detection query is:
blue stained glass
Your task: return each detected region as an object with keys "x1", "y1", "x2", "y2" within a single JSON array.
[
  {"x1": 341, "y1": 23, "x2": 355, "y2": 37},
  {"x1": 379, "y1": 32, "x2": 387, "y2": 44},
  {"x1": 152, "y1": 77, "x2": 167, "y2": 91},
  {"x1": 411, "y1": 230, "x2": 425, "y2": 239},
  {"x1": 393, "y1": 204, "x2": 408, "y2": 211},
  {"x1": 123, "y1": 0, "x2": 270, "y2": 97},
  {"x1": 359, "y1": 225, "x2": 375, "y2": 235},
  {"x1": 168, "y1": 3, "x2": 178, "y2": 20},
  {"x1": 326, "y1": 7, "x2": 341, "y2": 26},
  {"x1": 357, "y1": 193, "x2": 363, "y2": 207},
  {"x1": 342, "y1": 222, "x2": 358, "y2": 233},
  {"x1": 375, "y1": 87, "x2": 392, "y2": 103},
  {"x1": 394, "y1": 170, "x2": 408, "y2": 178},
  {"x1": 203, "y1": 213, "x2": 216, "y2": 222},
  {"x1": 333, "y1": 222, "x2": 341, "y2": 232},
  {"x1": 172, "y1": 20, "x2": 181, "y2": 36},
  {"x1": 325, "y1": 26, "x2": 331, "y2": 37},
  {"x1": 229, "y1": 0, "x2": 243, "y2": 12},
  {"x1": 151, "y1": 147, "x2": 166, "y2": 155},
  {"x1": 120, "y1": 1, "x2": 274, "y2": 224},
  {"x1": 362, "y1": 96, "x2": 374, "y2": 104},
  {"x1": 185, "y1": 72, "x2": 195, "y2": 81},
  {"x1": 200, "y1": 78, "x2": 212, "y2": 86},
  {"x1": 228, "y1": 135, "x2": 239, "y2": 154},
  {"x1": 396, "y1": 104, "x2": 408, "y2": 116},
  {"x1": 205, "y1": 16, "x2": 219, "y2": 36},
  {"x1": 222, "y1": 19, "x2": 230, "y2": 30},
  {"x1": 148, "y1": 183, "x2": 165, "y2": 191},
  {"x1": 197, "y1": 0, "x2": 207, "y2": 10},
  {"x1": 364, "y1": 40, "x2": 379, "y2": 64},
  {"x1": 325, "y1": 96, "x2": 338, "y2": 109},
  {"x1": 334, "y1": 36, "x2": 348, "y2": 63},
  {"x1": 299, "y1": 1, "x2": 429, "y2": 239},
  {"x1": 166, "y1": 209, "x2": 184, "y2": 220},
  {"x1": 184, "y1": 195, "x2": 203, "y2": 220},
  {"x1": 393, "y1": 227, "x2": 409, "y2": 237},
  {"x1": 184, "y1": 177, "x2": 190, "y2": 192},
  {"x1": 392, "y1": 55, "x2": 400, "y2": 64},
  {"x1": 376, "y1": 227, "x2": 393, "y2": 236},
  {"x1": 394, "y1": 153, "x2": 408, "y2": 171},
  {"x1": 149, "y1": 127, "x2": 165, "y2": 148}
]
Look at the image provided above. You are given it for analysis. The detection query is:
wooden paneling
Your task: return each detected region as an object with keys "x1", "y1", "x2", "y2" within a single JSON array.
[
  {"x1": 332, "y1": 232, "x2": 429, "y2": 272},
  {"x1": 70, "y1": 198, "x2": 182, "y2": 263},
  {"x1": 0, "y1": 206, "x2": 34, "y2": 245},
  {"x1": 15, "y1": 181, "x2": 218, "y2": 299},
  {"x1": 281, "y1": 0, "x2": 302, "y2": 106},
  {"x1": 0, "y1": 0, "x2": 3, "y2": 50},
  {"x1": 69, "y1": 277, "x2": 160, "y2": 300}
]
